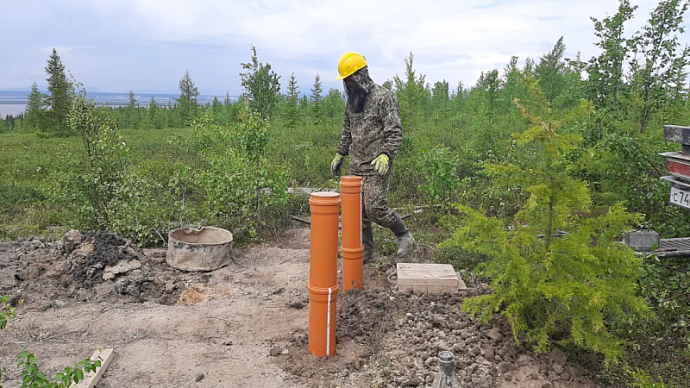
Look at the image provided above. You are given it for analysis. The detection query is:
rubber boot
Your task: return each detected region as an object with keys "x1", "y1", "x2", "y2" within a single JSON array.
[
  {"x1": 389, "y1": 217, "x2": 415, "y2": 257},
  {"x1": 362, "y1": 224, "x2": 375, "y2": 264}
]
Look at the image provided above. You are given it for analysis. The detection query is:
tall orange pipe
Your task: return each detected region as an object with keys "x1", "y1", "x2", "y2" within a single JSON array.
[
  {"x1": 308, "y1": 192, "x2": 340, "y2": 358},
  {"x1": 340, "y1": 175, "x2": 364, "y2": 292}
]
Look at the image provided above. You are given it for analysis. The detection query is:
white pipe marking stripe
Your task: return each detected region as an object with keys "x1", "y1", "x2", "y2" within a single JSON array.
[{"x1": 327, "y1": 286, "x2": 332, "y2": 357}]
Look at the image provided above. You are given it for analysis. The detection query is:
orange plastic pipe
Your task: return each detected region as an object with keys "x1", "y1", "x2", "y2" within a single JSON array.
[
  {"x1": 308, "y1": 192, "x2": 340, "y2": 358},
  {"x1": 340, "y1": 175, "x2": 364, "y2": 292}
]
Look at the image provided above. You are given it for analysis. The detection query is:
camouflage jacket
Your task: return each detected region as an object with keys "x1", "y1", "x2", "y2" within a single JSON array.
[{"x1": 337, "y1": 68, "x2": 403, "y2": 176}]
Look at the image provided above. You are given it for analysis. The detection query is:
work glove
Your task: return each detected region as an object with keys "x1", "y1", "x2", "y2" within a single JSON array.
[
  {"x1": 331, "y1": 154, "x2": 344, "y2": 176},
  {"x1": 371, "y1": 154, "x2": 390, "y2": 175}
]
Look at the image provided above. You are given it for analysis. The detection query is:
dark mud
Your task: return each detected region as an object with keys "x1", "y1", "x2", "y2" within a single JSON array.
[{"x1": 73, "y1": 231, "x2": 138, "y2": 289}]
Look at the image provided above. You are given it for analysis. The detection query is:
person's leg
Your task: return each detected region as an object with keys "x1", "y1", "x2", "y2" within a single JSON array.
[
  {"x1": 362, "y1": 224, "x2": 375, "y2": 264},
  {"x1": 388, "y1": 215, "x2": 415, "y2": 256},
  {"x1": 362, "y1": 173, "x2": 414, "y2": 258}
]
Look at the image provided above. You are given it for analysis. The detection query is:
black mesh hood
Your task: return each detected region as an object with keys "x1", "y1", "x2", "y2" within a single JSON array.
[{"x1": 346, "y1": 66, "x2": 375, "y2": 93}]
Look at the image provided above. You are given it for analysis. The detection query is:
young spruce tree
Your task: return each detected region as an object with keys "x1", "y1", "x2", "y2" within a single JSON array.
[
  {"x1": 178, "y1": 70, "x2": 200, "y2": 125},
  {"x1": 535, "y1": 37, "x2": 568, "y2": 106},
  {"x1": 26, "y1": 82, "x2": 46, "y2": 131},
  {"x1": 285, "y1": 73, "x2": 300, "y2": 129},
  {"x1": 44, "y1": 48, "x2": 72, "y2": 133},
  {"x1": 146, "y1": 97, "x2": 158, "y2": 129},
  {"x1": 442, "y1": 71, "x2": 651, "y2": 361},
  {"x1": 393, "y1": 52, "x2": 427, "y2": 129},
  {"x1": 311, "y1": 73, "x2": 323, "y2": 124},
  {"x1": 128, "y1": 91, "x2": 138, "y2": 109},
  {"x1": 126, "y1": 90, "x2": 139, "y2": 129}
]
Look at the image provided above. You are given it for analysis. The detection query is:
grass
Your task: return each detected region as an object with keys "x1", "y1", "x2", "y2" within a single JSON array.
[
  {"x1": 0, "y1": 128, "x2": 195, "y2": 240},
  {"x1": 0, "y1": 121, "x2": 455, "y2": 247}
]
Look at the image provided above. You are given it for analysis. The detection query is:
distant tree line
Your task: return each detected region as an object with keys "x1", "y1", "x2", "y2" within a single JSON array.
[{"x1": 0, "y1": 43, "x2": 348, "y2": 135}]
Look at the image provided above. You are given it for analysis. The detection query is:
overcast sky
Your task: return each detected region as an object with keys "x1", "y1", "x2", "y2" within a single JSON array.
[{"x1": 1, "y1": 0, "x2": 687, "y2": 96}]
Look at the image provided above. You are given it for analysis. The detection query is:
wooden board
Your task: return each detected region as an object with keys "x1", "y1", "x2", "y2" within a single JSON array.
[
  {"x1": 427, "y1": 285, "x2": 454, "y2": 294},
  {"x1": 398, "y1": 282, "x2": 467, "y2": 293},
  {"x1": 396, "y1": 263, "x2": 459, "y2": 287},
  {"x1": 71, "y1": 348, "x2": 114, "y2": 388}
]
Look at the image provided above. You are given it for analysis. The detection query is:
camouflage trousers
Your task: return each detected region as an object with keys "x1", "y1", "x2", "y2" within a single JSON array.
[{"x1": 357, "y1": 172, "x2": 399, "y2": 229}]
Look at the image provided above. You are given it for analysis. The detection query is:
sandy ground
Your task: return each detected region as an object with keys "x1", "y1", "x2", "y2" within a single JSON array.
[
  {"x1": 1, "y1": 229, "x2": 317, "y2": 387},
  {"x1": 0, "y1": 226, "x2": 599, "y2": 388}
]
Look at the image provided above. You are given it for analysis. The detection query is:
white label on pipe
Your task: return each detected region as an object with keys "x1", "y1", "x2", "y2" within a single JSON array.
[{"x1": 327, "y1": 287, "x2": 332, "y2": 357}]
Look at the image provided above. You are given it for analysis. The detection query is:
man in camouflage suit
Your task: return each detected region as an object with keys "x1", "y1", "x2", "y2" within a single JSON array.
[{"x1": 331, "y1": 52, "x2": 414, "y2": 263}]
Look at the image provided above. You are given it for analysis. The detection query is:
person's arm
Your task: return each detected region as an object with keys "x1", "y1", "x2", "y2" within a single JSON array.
[
  {"x1": 337, "y1": 107, "x2": 352, "y2": 156},
  {"x1": 378, "y1": 93, "x2": 403, "y2": 159}
]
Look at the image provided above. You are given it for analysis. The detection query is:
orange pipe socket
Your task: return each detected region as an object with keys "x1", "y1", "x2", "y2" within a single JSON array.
[
  {"x1": 308, "y1": 192, "x2": 340, "y2": 358},
  {"x1": 340, "y1": 176, "x2": 364, "y2": 292}
]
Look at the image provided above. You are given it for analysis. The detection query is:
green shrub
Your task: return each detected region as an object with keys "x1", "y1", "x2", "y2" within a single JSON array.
[
  {"x1": 0, "y1": 296, "x2": 102, "y2": 388},
  {"x1": 44, "y1": 86, "x2": 129, "y2": 231},
  {"x1": 418, "y1": 145, "x2": 465, "y2": 204},
  {"x1": 443, "y1": 74, "x2": 652, "y2": 361}
]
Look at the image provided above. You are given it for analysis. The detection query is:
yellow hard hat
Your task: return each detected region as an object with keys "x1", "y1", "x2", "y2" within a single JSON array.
[{"x1": 336, "y1": 52, "x2": 367, "y2": 80}]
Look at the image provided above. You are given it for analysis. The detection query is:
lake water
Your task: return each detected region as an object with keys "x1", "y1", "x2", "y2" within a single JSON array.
[{"x1": 0, "y1": 104, "x2": 27, "y2": 117}]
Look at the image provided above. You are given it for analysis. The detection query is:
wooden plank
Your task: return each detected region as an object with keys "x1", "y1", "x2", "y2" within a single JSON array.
[
  {"x1": 71, "y1": 348, "x2": 114, "y2": 388},
  {"x1": 398, "y1": 279, "x2": 457, "y2": 286},
  {"x1": 397, "y1": 263, "x2": 459, "y2": 287},
  {"x1": 399, "y1": 284, "x2": 460, "y2": 294},
  {"x1": 427, "y1": 285, "x2": 456, "y2": 294},
  {"x1": 398, "y1": 277, "x2": 458, "y2": 286},
  {"x1": 397, "y1": 263, "x2": 457, "y2": 274},
  {"x1": 458, "y1": 278, "x2": 467, "y2": 289}
]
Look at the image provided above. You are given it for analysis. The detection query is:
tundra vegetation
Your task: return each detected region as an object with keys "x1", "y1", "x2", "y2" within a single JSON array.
[{"x1": 2, "y1": 1, "x2": 690, "y2": 386}]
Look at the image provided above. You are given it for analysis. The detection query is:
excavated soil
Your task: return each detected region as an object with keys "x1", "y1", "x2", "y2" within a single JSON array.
[
  {"x1": 1, "y1": 230, "x2": 205, "y2": 307},
  {"x1": 0, "y1": 226, "x2": 598, "y2": 387},
  {"x1": 276, "y1": 287, "x2": 596, "y2": 388}
]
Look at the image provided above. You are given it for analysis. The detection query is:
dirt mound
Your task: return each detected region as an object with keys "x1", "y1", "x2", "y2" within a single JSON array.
[
  {"x1": 55, "y1": 230, "x2": 164, "y2": 301},
  {"x1": 0, "y1": 230, "x2": 212, "y2": 307},
  {"x1": 276, "y1": 286, "x2": 596, "y2": 388},
  {"x1": 72, "y1": 231, "x2": 139, "y2": 289}
]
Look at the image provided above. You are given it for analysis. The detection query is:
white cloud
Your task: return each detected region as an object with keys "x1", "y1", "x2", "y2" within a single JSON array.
[
  {"x1": 92, "y1": 0, "x2": 679, "y2": 89},
  {"x1": 2, "y1": 0, "x2": 688, "y2": 93}
]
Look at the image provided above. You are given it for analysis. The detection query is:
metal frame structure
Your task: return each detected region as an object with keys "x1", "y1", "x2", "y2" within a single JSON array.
[{"x1": 648, "y1": 125, "x2": 690, "y2": 258}]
